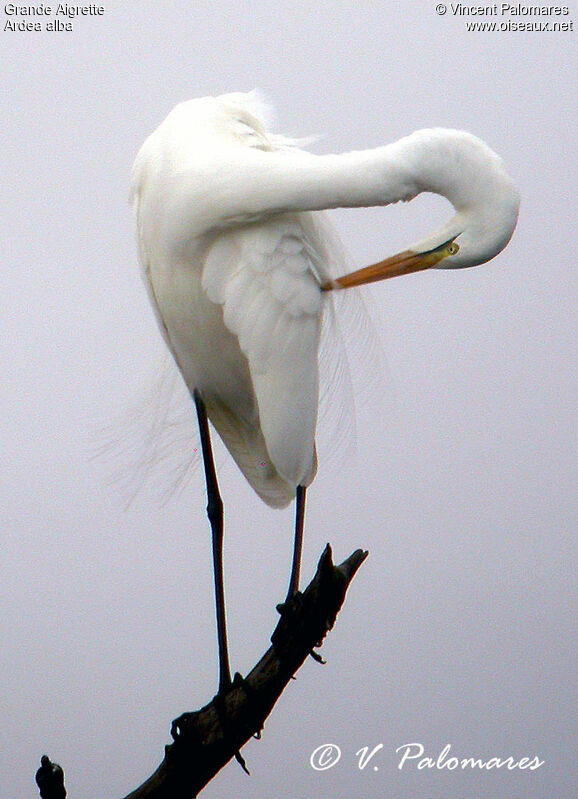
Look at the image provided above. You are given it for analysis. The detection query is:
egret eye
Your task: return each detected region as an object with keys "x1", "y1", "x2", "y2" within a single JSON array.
[{"x1": 448, "y1": 242, "x2": 459, "y2": 255}]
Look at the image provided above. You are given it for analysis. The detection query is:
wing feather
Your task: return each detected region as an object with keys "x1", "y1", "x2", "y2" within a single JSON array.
[{"x1": 202, "y1": 214, "x2": 323, "y2": 486}]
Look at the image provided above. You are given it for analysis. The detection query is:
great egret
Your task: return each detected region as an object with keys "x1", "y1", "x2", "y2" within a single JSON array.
[{"x1": 131, "y1": 91, "x2": 519, "y2": 692}]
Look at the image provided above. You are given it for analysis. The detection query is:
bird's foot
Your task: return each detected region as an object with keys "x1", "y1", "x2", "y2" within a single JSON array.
[
  {"x1": 171, "y1": 670, "x2": 238, "y2": 738},
  {"x1": 276, "y1": 589, "x2": 303, "y2": 617},
  {"x1": 170, "y1": 674, "x2": 251, "y2": 774},
  {"x1": 215, "y1": 673, "x2": 251, "y2": 774}
]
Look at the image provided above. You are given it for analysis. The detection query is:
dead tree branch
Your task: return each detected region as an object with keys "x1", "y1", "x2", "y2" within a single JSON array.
[{"x1": 36, "y1": 544, "x2": 367, "y2": 799}]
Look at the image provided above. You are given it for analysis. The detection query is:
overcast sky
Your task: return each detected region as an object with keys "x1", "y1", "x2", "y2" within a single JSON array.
[{"x1": 1, "y1": 2, "x2": 576, "y2": 798}]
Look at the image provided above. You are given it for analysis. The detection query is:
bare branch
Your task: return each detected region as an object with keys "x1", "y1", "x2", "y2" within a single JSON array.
[
  {"x1": 35, "y1": 756, "x2": 66, "y2": 799},
  {"x1": 36, "y1": 544, "x2": 367, "y2": 799}
]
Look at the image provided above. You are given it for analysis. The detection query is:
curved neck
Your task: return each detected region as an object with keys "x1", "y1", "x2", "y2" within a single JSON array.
[{"x1": 210, "y1": 129, "x2": 489, "y2": 228}]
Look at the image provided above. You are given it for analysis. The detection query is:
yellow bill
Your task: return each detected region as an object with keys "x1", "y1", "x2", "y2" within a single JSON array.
[{"x1": 321, "y1": 238, "x2": 459, "y2": 291}]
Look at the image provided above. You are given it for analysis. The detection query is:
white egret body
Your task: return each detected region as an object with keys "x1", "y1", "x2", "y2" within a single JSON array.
[
  {"x1": 131, "y1": 91, "x2": 519, "y2": 693},
  {"x1": 132, "y1": 92, "x2": 519, "y2": 509}
]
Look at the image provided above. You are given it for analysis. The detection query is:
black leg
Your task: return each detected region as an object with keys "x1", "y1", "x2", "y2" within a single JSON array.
[
  {"x1": 286, "y1": 485, "x2": 307, "y2": 600},
  {"x1": 193, "y1": 389, "x2": 231, "y2": 695}
]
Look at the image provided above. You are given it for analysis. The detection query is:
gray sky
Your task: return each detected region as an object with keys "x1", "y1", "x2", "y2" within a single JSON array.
[{"x1": 1, "y1": 2, "x2": 576, "y2": 798}]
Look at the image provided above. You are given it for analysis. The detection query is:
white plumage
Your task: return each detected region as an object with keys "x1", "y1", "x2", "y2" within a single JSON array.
[
  {"x1": 131, "y1": 95, "x2": 331, "y2": 506},
  {"x1": 131, "y1": 91, "x2": 519, "y2": 508}
]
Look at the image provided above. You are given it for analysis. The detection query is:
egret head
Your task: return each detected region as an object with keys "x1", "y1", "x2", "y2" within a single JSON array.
[
  {"x1": 422, "y1": 165, "x2": 521, "y2": 271},
  {"x1": 324, "y1": 129, "x2": 520, "y2": 291}
]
